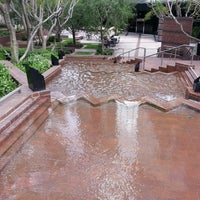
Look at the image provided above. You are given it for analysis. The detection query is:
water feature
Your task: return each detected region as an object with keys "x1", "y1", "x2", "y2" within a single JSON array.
[
  {"x1": 0, "y1": 100, "x2": 200, "y2": 199},
  {"x1": 1, "y1": 62, "x2": 200, "y2": 199},
  {"x1": 47, "y1": 62, "x2": 185, "y2": 102}
]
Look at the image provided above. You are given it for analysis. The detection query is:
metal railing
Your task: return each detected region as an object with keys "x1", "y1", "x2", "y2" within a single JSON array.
[
  {"x1": 114, "y1": 47, "x2": 146, "y2": 67},
  {"x1": 143, "y1": 44, "x2": 195, "y2": 70},
  {"x1": 114, "y1": 44, "x2": 195, "y2": 71}
]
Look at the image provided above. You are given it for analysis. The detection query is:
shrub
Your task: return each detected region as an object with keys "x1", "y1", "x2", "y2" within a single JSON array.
[
  {"x1": 20, "y1": 35, "x2": 27, "y2": 41},
  {"x1": 102, "y1": 49, "x2": 113, "y2": 55},
  {"x1": 64, "y1": 49, "x2": 74, "y2": 54},
  {"x1": 48, "y1": 36, "x2": 60, "y2": 43},
  {"x1": 96, "y1": 44, "x2": 113, "y2": 55},
  {"x1": 192, "y1": 26, "x2": 200, "y2": 38},
  {"x1": 62, "y1": 38, "x2": 74, "y2": 45},
  {"x1": 0, "y1": 64, "x2": 18, "y2": 98},
  {"x1": 75, "y1": 51, "x2": 94, "y2": 55},
  {"x1": 0, "y1": 47, "x2": 11, "y2": 60},
  {"x1": 0, "y1": 31, "x2": 9, "y2": 38},
  {"x1": 18, "y1": 54, "x2": 50, "y2": 74},
  {"x1": 0, "y1": 49, "x2": 7, "y2": 60}
]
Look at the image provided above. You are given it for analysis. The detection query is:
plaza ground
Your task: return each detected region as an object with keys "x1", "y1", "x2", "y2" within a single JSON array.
[{"x1": 0, "y1": 32, "x2": 200, "y2": 199}]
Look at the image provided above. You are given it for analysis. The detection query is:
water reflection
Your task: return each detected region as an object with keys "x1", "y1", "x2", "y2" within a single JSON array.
[
  {"x1": 116, "y1": 101, "x2": 139, "y2": 164},
  {"x1": 1, "y1": 62, "x2": 199, "y2": 199},
  {"x1": 93, "y1": 102, "x2": 139, "y2": 199},
  {"x1": 1, "y1": 101, "x2": 200, "y2": 199},
  {"x1": 63, "y1": 104, "x2": 85, "y2": 158},
  {"x1": 44, "y1": 103, "x2": 85, "y2": 160}
]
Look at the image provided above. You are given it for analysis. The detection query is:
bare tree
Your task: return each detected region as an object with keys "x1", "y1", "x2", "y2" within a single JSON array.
[
  {"x1": 0, "y1": 0, "x2": 79, "y2": 62},
  {"x1": 0, "y1": 1, "x2": 19, "y2": 63},
  {"x1": 165, "y1": 0, "x2": 200, "y2": 42},
  {"x1": 147, "y1": 0, "x2": 200, "y2": 42}
]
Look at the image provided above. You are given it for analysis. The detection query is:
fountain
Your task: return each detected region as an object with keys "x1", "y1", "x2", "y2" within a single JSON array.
[
  {"x1": 1, "y1": 60, "x2": 200, "y2": 199},
  {"x1": 47, "y1": 62, "x2": 185, "y2": 102}
]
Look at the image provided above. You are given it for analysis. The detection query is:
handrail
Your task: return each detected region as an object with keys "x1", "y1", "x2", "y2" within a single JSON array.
[
  {"x1": 115, "y1": 47, "x2": 146, "y2": 69},
  {"x1": 145, "y1": 44, "x2": 194, "y2": 58},
  {"x1": 143, "y1": 44, "x2": 195, "y2": 70},
  {"x1": 117, "y1": 47, "x2": 146, "y2": 59},
  {"x1": 114, "y1": 48, "x2": 124, "y2": 56},
  {"x1": 113, "y1": 44, "x2": 195, "y2": 71}
]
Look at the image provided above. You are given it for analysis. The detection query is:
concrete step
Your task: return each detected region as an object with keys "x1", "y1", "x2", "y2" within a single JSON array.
[
  {"x1": 0, "y1": 96, "x2": 37, "y2": 133},
  {"x1": 0, "y1": 96, "x2": 51, "y2": 171},
  {"x1": 179, "y1": 71, "x2": 192, "y2": 87}
]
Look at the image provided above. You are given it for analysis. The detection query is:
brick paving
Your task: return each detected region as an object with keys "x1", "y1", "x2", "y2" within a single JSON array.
[{"x1": 0, "y1": 33, "x2": 200, "y2": 199}]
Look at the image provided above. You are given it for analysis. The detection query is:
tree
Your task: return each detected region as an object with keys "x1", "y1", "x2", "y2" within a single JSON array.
[
  {"x1": 0, "y1": 0, "x2": 19, "y2": 63},
  {"x1": 18, "y1": 0, "x2": 65, "y2": 61},
  {"x1": 166, "y1": 0, "x2": 200, "y2": 41},
  {"x1": 86, "y1": 0, "x2": 135, "y2": 39},
  {"x1": 57, "y1": 0, "x2": 84, "y2": 46},
  {"x1": 0, "y1": 0, "x2": 79, "y2": 62},
  {"x1": 66, "y1": 0, "x2": 135, "y2": 49},
  {"x1": 145, "y1": 0, "x2": 200, "y2": 42}
]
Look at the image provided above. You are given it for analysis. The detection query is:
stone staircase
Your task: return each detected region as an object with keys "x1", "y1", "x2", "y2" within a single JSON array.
[
  {"x1": 64, "y1": 55, "x2": 200, "y2": 101},
  {"x1": 0, "y1": 91, "x2": 51, "y2": 171},
  {"x1": 66, "y1": 54, "x2": 141, "y2": 64},
  {"x1": 146, "y1": 62, "x2": 198, "y2": 87},
  {"x1": 144, "y1": 61, "x2": 200, "y2": 101}
]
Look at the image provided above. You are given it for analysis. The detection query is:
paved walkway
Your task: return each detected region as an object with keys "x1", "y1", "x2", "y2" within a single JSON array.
[
  {"x1": 112, "y1": 32, "x2": 161, "y2": 57},
  {"x1": 81, "y1": 32, "x2": 200, "y2": 74}
]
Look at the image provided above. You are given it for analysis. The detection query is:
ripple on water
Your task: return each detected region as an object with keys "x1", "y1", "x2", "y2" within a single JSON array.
[{"x1": 47, "y1": 64, "x2": 185, "y2": 101}]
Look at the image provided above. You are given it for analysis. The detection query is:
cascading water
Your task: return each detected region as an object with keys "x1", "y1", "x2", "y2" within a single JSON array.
[{"x1": 47, "y1": 63, "x2": 185, "y2": 102}]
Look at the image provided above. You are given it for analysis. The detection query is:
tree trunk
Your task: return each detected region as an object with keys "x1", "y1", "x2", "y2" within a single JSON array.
[
  {"x1": 39, "y1": 26, "x2": 47, "y2": 50},
  {"x1": 0, "y1": 2, "x2": 19, "y2": 63},
  {"x1": 21, "y1": 0, "x2": 33, "y2": 51},
  {"x1": 72, "y1": 27, "x2": 76, "y2": 46}
]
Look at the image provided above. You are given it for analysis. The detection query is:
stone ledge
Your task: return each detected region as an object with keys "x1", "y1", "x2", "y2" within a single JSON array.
[
  {"x1": 51, "y1": 91, "x2": 200, "y2": 112},
  {"x1": 186, "y1": 87, "x2": 200, "y2": 102}
]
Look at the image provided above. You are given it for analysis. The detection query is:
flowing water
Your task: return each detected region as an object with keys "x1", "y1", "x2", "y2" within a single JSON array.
[
  {"x1": 1, "y1": 63, "x2": 200, "y2": 199},
  {"x1": 47, "y1": 63, "x2": 185, "y2": 101}
]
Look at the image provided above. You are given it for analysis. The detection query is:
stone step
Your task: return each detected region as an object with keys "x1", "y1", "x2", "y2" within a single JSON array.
[
  {"x1": 0, "y1": 97, "x2": 49, "y2": 149},
  {"x1": 179, "y1": 71, "x2": 192, "y2": 87},
  {"x1": 0, "y1": 97, "x2": 50, "y2": 171},
  {"x1": 0, "y1": 96, "x2": 37, "y2": 133}
]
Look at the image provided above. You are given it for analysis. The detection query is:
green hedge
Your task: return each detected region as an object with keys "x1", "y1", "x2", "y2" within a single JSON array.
[
  {"x1": 0, "y1": 64, "x2": 18, "y2": 98},
  {"x1": 17, "y1": 49, "x2": 54, "y2": 74}
]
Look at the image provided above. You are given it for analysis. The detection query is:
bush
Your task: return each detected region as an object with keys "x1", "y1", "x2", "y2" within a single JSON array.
[
  {"x1": 0, "y1": 31, "x2": 9, "y2": 38},
  {"x1": 96, "y1": 44, "x2": 113, "y2": 55},
  {"x1": 64, "y1": 49, "x2": 74, "y2": 54},
  {"x1": 0, "y1": 64, "x2": 18, "y2": 98},
  {"x1": 48, "y1": 36, "x2": 60, "y2": 43},
  {"x1": 102, "y1": 49, "x2": 113, "y2": 55},
  {"x1": 75, "y1": 51, "x2": 94, "y2": 55},
  {"x1": 20, "y1": 35, "x2": 27, "y2": 41},
  {"x1": 0, "y1": 47, "x2": 11, "y2": 60},
  {"x1": 18, "y1": 53, "x2": 51, "y2": 74},
  {"x1": 0, "y1": 49, "x2": 7, "y2": 60},
  {"x1": 192, "y1": 26, "x2": 200, "y2": 38},
  {"x1": 62, "y1": 38, "x2": 74, "y2": 45}
]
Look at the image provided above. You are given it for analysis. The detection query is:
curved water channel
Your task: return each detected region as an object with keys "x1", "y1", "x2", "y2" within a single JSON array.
[{"x1": 1, "y1": 63, "x2": 200, "y2": 199}]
